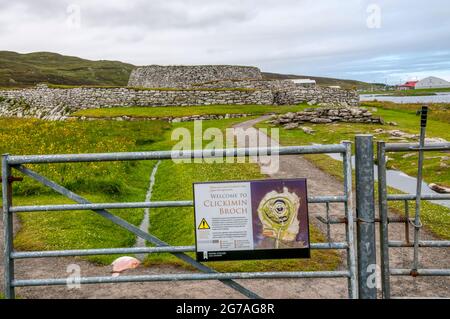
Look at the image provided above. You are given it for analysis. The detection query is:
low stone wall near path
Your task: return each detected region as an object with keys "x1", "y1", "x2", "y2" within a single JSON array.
[
  {"x1": 0, "y1": 86, "x2": 273, "y2": 120},
  {"x1": 270, "y1": 106, "x2": 384, "y2": 129}
]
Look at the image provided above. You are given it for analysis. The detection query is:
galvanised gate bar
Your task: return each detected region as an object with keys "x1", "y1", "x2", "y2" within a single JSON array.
[
  {"x1": 377, "y1": 141, "x2": 450, "y2": 299},
  {"x1": 2, "y1": 142, "x2": 358, "y2": 299}
]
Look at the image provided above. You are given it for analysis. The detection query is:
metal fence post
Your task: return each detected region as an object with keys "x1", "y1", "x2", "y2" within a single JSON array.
[
  {"x1": 355, "y1": 135, "x2": 377, "y2": 299},
  {"x1": 343, "y1": 141, "x2": 358, "y2": 299},
  {"x1": 412, "y1": 106, "x2": 428, "y2": 273},
  {"x1": 2, "y1": 154, "x2": 15, "y2": 299},
  {"x1": 377, "y1": 141, "x2": 391, "y2": 299}
]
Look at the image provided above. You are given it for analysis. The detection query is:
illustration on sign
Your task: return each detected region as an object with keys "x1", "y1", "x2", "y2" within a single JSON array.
[{"x1": 193, "y1": 179, "x2": 310, "y2": 261}]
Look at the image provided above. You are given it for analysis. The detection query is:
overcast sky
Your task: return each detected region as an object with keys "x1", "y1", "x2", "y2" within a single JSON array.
[{"x1": 1, "y1": 0, "x2": 449, "y2": 84}]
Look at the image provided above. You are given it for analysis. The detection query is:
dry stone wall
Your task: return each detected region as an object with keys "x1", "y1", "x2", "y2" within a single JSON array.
[
  {"x1": 194, "y1": 80, "x2": 359, "y2": 106},
  {"x1": 0, "y1": 86, "x2": 273, "y2": 120},
  {"x1": 274, "y1": 87, "x2": 359, "y2": 106},
  {"x1": 128, "y1": 65, "x2": 263, "y2": 88},
  {"x1": 192, "y1": 79, "x2": 298, "y2": 91},
  {"x1": 0, "y1": 84, "x2": 360, "y2": 120}
]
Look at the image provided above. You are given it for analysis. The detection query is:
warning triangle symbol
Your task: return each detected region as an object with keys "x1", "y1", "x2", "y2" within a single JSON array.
[{"x1": 198, "y1": 218, "x2": 210, "y2": 230}]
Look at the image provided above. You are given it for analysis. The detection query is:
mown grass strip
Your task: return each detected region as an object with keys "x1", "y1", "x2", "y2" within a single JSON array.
[
  {"x1": 0, "y1": 119, "x2": 171, "y2": 264},
  {"x1": 72, "y1": 104, "x2": 306, "y2": 119}
]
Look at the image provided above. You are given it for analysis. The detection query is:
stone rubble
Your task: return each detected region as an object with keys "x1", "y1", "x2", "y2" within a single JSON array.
[
  {"x1": 428, "y1": 183, "x2": 450, "y2": 194},
  {"x1": 270, "y1": 105, "x2": 384, "y2": 128},
  {"x1": 373, "y1": 128, "x2": 449, "y2": 144},
  {"x1": 301, "y1": 126, "x2": 315, "y2": 135}
]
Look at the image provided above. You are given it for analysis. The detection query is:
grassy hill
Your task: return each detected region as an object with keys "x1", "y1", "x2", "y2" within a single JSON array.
[
  {"x1": 0, "y1": 51, "x2": 374, "y2": 89},
  {"x1": 0, "y1": 51, "x2": 135, "y2": 87},
  {"x1": 262, "y1": 72, "x2": 378, "y2": 90}
]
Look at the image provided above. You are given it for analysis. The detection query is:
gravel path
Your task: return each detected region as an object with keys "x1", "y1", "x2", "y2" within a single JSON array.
[{"x1": 1, "y1": 116, "x2": 448, "y2": 299}]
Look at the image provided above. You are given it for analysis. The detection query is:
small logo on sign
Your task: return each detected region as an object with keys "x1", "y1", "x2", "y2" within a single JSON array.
[{"x1": 198, "y1": 218, "x2": 210, "y2": 230}]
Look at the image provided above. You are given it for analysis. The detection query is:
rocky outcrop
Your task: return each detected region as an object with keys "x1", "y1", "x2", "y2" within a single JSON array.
[
  {"x1": 373, "y1": 128, "x2": 449, "y2": 143},
  {"x1": 270, "y1": 106, "x2": 384, "y2": 127},
  {"x1": 429, "y1": 183, "x2": 450, "y2": 194}
]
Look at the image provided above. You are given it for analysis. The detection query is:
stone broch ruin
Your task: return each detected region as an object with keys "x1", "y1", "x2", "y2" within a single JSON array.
[
  {"x1": 0, "y1": 65, "x2": 361, "y2": 121},
  {"x1": 128, "y1": 65, "x2": 262, "y2": 88}
]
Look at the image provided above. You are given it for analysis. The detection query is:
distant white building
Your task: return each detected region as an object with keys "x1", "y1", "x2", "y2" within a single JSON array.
[
  {"x1": 291, "y1": 79, "x2": 316, "y2": 87},
  {"x1": 415, "y1": 76, "x2": 450, "y2": 89}
]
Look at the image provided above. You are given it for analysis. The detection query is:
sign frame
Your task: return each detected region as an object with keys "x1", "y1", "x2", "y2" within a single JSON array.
[{"x1": 193, "y1": 178, "x2": 311, "y2": 262}]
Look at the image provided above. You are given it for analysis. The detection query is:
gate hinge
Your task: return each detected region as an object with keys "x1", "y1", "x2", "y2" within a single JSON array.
[{"x1": 0, "y1": 176, "x2": 23, "y2": 183}]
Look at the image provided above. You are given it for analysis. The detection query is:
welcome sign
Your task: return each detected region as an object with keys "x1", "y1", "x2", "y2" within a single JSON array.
[{"x1": 193, "y1": 179, "x2": 310, "y2": 262}]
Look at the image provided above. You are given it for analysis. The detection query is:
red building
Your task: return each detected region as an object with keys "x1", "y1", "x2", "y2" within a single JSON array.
[{"x1": 397, "y1": 81, "x2": 418, "y2": 90}]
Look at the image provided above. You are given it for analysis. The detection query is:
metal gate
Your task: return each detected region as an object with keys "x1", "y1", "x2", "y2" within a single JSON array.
[
  {"x1": 2, "y1": 142, "x2": 360, "y2": 299},
  {"x1": 377, "y1": 140, "x2": 450, "y2": 299}
]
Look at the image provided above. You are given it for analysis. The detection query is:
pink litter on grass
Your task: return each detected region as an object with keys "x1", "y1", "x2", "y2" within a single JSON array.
[{"x1": 111, "y1": 256, "x2": 141, "y2": 277}]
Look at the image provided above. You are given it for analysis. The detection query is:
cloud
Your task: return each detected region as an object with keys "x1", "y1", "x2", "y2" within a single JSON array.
[
  {"x1": 1, "y1": 0, "x2": 450, "y2": 83},
  {"x1": 82, "y1": 1, "x2": 254, "y2": 30}
]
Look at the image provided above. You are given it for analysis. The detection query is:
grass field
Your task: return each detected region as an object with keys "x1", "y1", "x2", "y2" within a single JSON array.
[
  {"x1": 257, "y1": 102, "x2": 450, "y2": 239},
  {"x1": 0, "y1": 118, "x2": 172, "y2": 263},
  {"x1": 363, "y1": 102, "x2": 449, "y2": 186},
  {"x1": 0, "y1": 51, "x2": 134, "y2": 87},
  {"x1": 72, "y1": 104, "x2": 305, "y2": 119},
  {"x1": 363, "y1": 101, "x2": 450, "y2": 123},
  {"x1": 360, "y1": 87, "x2": 450, "y2": 96},
  {"x1": 0, "y1": 116, "x2": 340, "y2": 271}
]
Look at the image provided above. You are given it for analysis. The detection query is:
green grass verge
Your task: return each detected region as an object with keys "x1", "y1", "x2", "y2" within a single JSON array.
[
  {"x1": 360, "y1": 87, "x2": 450, "y2": 96},
  {"x1": 0, "y1": 118, "x2": 171, "y2": 196},
  {"x1": 14, "y1": 192, "x2": 147, "y2": 265},
  {"x1": 72, "y1": 104, "x2": 305, "y2": 119},
  {"x1": 0, "y1": 118, "x2": 172, "y2": 264},
  {"x1": 363, "y1": 101, "x2": 450, "y2": 124},
  {"x1": 0, "y1": 51, "x2": 134, "y2": 87},
  {"x1": 257, "y1": 103, "x2": 450, "y2": 239}
]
